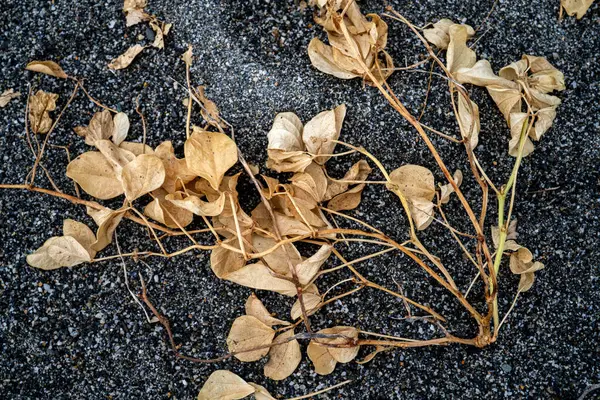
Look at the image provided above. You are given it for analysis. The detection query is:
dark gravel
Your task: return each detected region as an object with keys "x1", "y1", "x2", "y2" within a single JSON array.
[{"x1": 1, "y1": 0, "x2": 599, "y2": 399}]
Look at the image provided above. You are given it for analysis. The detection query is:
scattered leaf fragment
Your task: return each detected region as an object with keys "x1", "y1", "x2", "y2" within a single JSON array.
[
  {"x1": 0, "y1": 89, "x2": 20, "y2": 108},
  {"x1": 25, "y1": 60, "x2": 68, "y2": 79},
  {"x1": 108, "y1": 44, "x2": 145, "y2": 70}
]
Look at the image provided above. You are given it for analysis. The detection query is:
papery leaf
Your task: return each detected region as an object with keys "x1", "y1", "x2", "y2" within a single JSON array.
[
  {"x1": 125, "y1": 9, "x2": 150, "y2": 26},
  {"x1": 499, "y1": 59, "x2": 528, "y2": 82},
  {"x1": 302, "y1": 104, "x2": 346, "y2": 164},
  {"x1": 166, "y1": 191, "x2": 226, "y2": 216},
  {"x1": 290, "y1": 292, "x2": 322, "y2": 320},
  {"x1": 561, "y1": 0, "x2": 595, "y2": 19},
  {"x1": 120, "y1": 154, "x2": 166, "y2": 201},
  {"x1": 308, "y1": 38, "x2": 362, "y2": 80},
  {"x1": 264, "y1": 330, "x2": 301, "y2": 380},
  {"x1": 295, "y1": 244, "x2": 332, "y2": 285},
  {"x1": 210, "y1": 239, "x2": 246, "y2": 279},
  {"x1": 225, "y1": 262, "x2": 297, "y2": 296},
  {"x1": 439, "y1": 170, "x2": 463, "y2": 204},
  {"x1": 94, "y1": 139, "x2": 136, "y2": 177},
  {"x1": 508, "y1": 113, "x2": 534, "y2": 158},
  {"x1": 63, "y1": 219, "x2": 97, "y2": 258},
  {"x1": 252, "y1": 235, "x2": 301, "y2": 276},
  {"x1": 27, "y1": 236, "x2": 91, "y2": 270},
  {"x1": 29, "y1": 90, "x2": 58, "y2": 134},
  {"x1": 227, "y1": 315, "x2": 276, "y2": 362},
  {"x1": 423, "y1": 18, "x2": 455, "y2": 49},
  {"x1": 112, "y1": 112, "x2": 129, "y2": 145},
  {"x1": 532, "y1": 107, "x2": 557, "y2": 141},
  {"x1": 119, "y1": 141, "x2": 154, "y2": 156},
  {"x1": 182, "y1": 45, "x2": 193, "y2": 66},
  {"x1": 455, "y1": 60, "x2": 516, "y2": 88},
  {"x1": 267, "y1": 112, "x2": 304, "y2": 151},
  {"x1": 307, "y1": 340, "x2": 337, "y2": 375},
  {"x1": 327, "y1": 183, "x2": 365, "y2": 211},
  {"x1": 324, "y1": 159, "x2": 371, "y2": 201},
  {"x1": 197, "y1": 370, "x2": 255, "y2": 400},
  {"x1": 446, "y1": 24, "x2": 476, "y2": 73},
  {"x1": 388, "y1": 165, "x2": 436, "y2": 230},
  {"x1": 25, "y1": 60, "x2": 68, "y2": 79},
  {"x1": 290, "y1": 162, "x2": 328, "y2": 202},
  {"x1": 66, "y1": 151, "x2": 124, "y2": 199},
  {"x1": 456, "y1": 94, "x2": 480, "y2": 149},
  {"x1": 185, "y1": 128, "x2": 238, "y2": 190},
  {"x1": 245, "y1": 293, "x2": 289, "y2": 327},
  {"x1": 155, "y1": 141, "x2": 196, "y2": 193},
  {"x1": 0, "y1": 89, "x2": 20, "y2": 107},
  {"x1": 86, "y1": 207, "x2": 125, "y2": 252},
  {"x1": 318, "y1": 326, "x2": 360, "y2": 363},
  {"x1": 248, "y1": 383, "x2": 276, "y2": 400},
  {"x1": 487, "y1": 85, "x2": 523, "y2": 122},
  {"x1": 75, "y1": 110, "x2": 114, "y2": 146},
  {"x1": 266, "y1": 149, "x2": 313, "y2": 173},
  {"x1": 144, "y1": 189, "x2": 193, "y2": 228},
  {"x1": 108, "y1": 45, "x2": 145, "y2": 70}
]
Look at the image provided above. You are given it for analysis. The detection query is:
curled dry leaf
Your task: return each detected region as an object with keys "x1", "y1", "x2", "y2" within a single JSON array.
[
  {"x1": 295, "y1": 244, "x2": 332, "y2": 285},
  {"x1": 446, "y1": 24, "x2": 476, "y2": 73},
  {"x1": 252, "y1": 235, "x2": 302, "y2": 276},
  {"x1": 63, "y1": 219, "x2": 97, "y2": 258},
  {"x1": 197, "y1": 370, "x2": 255, "y2": 400},
  {"x1": 185, "y1": 128, "x2": 238, "y2": 190},
  {"x1": 455, "y1": 60, "x2": 517, "y2": 88},
  {"x1": 144, "y1": 189, "x2": 193, "y2": 228},
  {"x1": 439, "y1": 169, "x2": 463, "y2": 204},
  {"x1": 25, "y1": 60, "x2": 68, "y2": 79},
  {"x1": 112, "y1": 112, "x2": 129, "y2": 145},
  {"x1": 327, "y1": 183, "x2": 366, "y2": 211},
  {"x1": 290, "y1": 162, "x2": 327, "y2": 202},
  {"x1": 66, "y1": 151, "x2": 124, "y2": 199},
  {"x1": 456, "y1": 94, "x2": 480, "y2": 149},
  {"x1": 210, "y1": 239, "x2": 246, "y2": 279},
  {"x1": 388, "y1": 165, "x2": 436, "y2": 230},
  {"x1": 155, "y1": 141, "x2": 196, "y2": 193},
  {"x1": 108, "y1": 44, "x2": 145, "y2": 70},
  {"x1": 182, "y1": 45, "x2": 193, "y2": 66},
  {"x1": 264, "y1": 330, "x2": 301, "y2": 380},
  {"x1": 74, "y1": 110, "x2": 114, "y2": 146},
  {"x1": 561, "y1": 0, "x2": 595, "y2": 19},
  {"x1": 423, "y1": 19, "x2": 455, "y2": 49},
  {"x1": 29, "y1": 90, "x2": 58, "y2": 134},
  {"x1": 27, "y1": 236, "x2": 92, "y2": 270},
  {"x1": 324, "y1": 159, "x2": 372, "y2": 201},
  {"x1": 120, "y1": 154, "x2": 166, "y2": 201},
  {"x1": 245, "y1": 293, "x2": 290, "y2": 327},
  {"x1": 0, "y1": 89, "x2": 20, "y2": 108},
  {"x1": 225, "y1": 262, "x2": 297, "y2": 296},
  {"x1": 508, "y1": 113, "x2": 534, "y2": 158},
  {"x1": 248, "y1": 383, "x2": 276, "y2": 400},
  {"x1": 87, "y1": 206, "x2": 126, "y2": 252},
  {"x1": 290, "y1": 292, "x2": 321, "y2": 320},
  {"x1": 267, "y1": 112, "x2": 304, "y2": 151},
  {"x1": 510, "y1": 247, "x2": 545, "y2": 292},
  {"x1": 166, "y1": 191, "x2": 226, "y2": 216},
  {"x1": 227, "y1": 315, "x2": 276, "y2": 362},
  {"x1": 307, "y1": 325, "x2": 359, "y2": 375},
  {"x1": 302, "y1": 104, "x2": 346, "y2": 164}
]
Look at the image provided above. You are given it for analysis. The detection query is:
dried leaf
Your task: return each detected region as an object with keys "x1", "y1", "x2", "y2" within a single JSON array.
[
  {"x1": 295, "y1": 244, "x2": 332, "y2": 285},
  {"x1": 456, "y1": 94, "x2": 480, "y2": 149},
  {"x1": 264, "y1": 330, "x2": 301, "y2": 380},
  {"x1": 0, "y1": 89, "x2": 20, "y2": 108},
  {"x1": 307, "y1": 339, "x2": 337, "y2": 375},
  {"x1": 267, "y1": 112, "x2": 304, "y2": 151},
  {"x1": 112, "y1": 112, "x2": 129, "y2": 145},
  {"x1": 144, "y1": 189, "x2": 193, "y2": 228},
  {"x1": 185, "y1": 128, "x2": 238, "y2": 190},
  {"x1": 532, "y1": 107, "x2": 557, "y2": 141},
  {"x1": 248, "y1": 383, "x2": 276, "y2": 400},
  {"x1": 318, "y1": 326, "x2": 360, "y2": 363},
  {"x1": 302, "y1": 104, "x2": 346, "y2": 164},
  {"x1": 27, "y1": 236, "x2": 91, "y2": 270},
  {"x1": 245, "y1": 293, "x2": 290, "y2": 327},
  {"x1": 166, "y1": 191, "x2": 226, "y2": 216},
  {"x1": 227, "y1": 315, "x2": 275, "y2": 362},
  {"x1": 327, "y1": 183, "x2": 365, "y2": 211},
  {"x1": 63, "y1": 219, "x2": 97, "y2": 258},
  {"x1": 388, "y1": 165, "x2": 436, "y2": 230},
  {"x1": 94, "y1": 140, "x2": 136, "y2": 176},
  {"x1": 108, "y1": 44, "x2": 145, "y2": 70},
  {"x1": 197, "y1": 370, "x2": 255, "y2": 400},
  {"x1": 182, "y1": 45, "x2": 193, "y2": 66},
  {"x1": 266, "y1": 150, "x2": 313, "y2": 173},
  {"x1": 290, "y1": 292, "x2": 321, "y2": 320},
  {"x1": 150, "y1": 21, "x2": 165, "y2": 49},
  {"x1": 439, "y1": 170, "x2": 463, "y2": 204},
  {"x1": 196, "y1": 86, "x2": 222, "y2": 126},
  {"x1": 252, "y1": 235, "x2": 302, "y2": 276},
  {"x1": 455, "y1": 60, "x2": 516, "y2": 88},
  {"x1": 66, "y1": 151, "x2": 124, "y2": 199},
  {"x1": 155, "y1": 141, "x2": 196, "y2": 193},
  {"x1": 120, "y1": 154, "x2": 166, "y2": 201},
  {"x1": 446, "y1": 24, "x2": 476, "y2": 73},
  {"x1": 210, "y1": 239, "x2": 246, "y2": 279},
  {"x1": 75, "y1": 110, "x2": 114, "y2": 146},
  {"x1": 29, "y1": 90, "x2": 58, "y2": 134},
  {"x1": 423, "y1": 18, "x2": 455, "y2": 49},
  {"x1": 125, "y1": 9, "x2": 151, "y2": 26},
  {"x1": 324, "y1": 159, "x2": 372, "y2": 201},
  {"x1": 290, "y1": 162, "x2": 327, "y2": 202},
  {"x1": 225, "y1": 262, "x2": 297, "y2": 296},
  {"x1": 25, "y1": 60, "x2": 68, "y2": 79},
  {"x1": 508, "y1": 113, "x2": 534, "y2": 158},
  {"x1": 561, "y1": 0, "x2": 594, "y2": 19},
  {"x1": 87, "y1": 207, "x2": 126, "y2": 252},
  {"x1": 308, "y1": 38, "x2": 362, "y2": 80},
  {"x1": 510, "y1": 247, "x2": 544, "y2": 292},
  {"x1": 486, "y1": 85, "x2": 523, "y2": 122}
]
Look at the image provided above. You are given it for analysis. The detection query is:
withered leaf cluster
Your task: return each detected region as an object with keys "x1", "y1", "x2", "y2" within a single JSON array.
[
  {"x1": 109, "y1": 1, "x2": 172, "y2": 70},
  {"x1": 308, "y1": 0, "x2": 394, "y2": 84}
]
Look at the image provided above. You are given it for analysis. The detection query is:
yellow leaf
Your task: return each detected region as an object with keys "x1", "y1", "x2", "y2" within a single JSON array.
[
  {"x1": 197, "y1": 370, "x2": 255, "y2": 400},
  {"x1": 120, "y1": 154, "x2": 166, "y2": 201},
  {"x1": 66, "y1": 151, "x2": 124, "y2": 199},
  {"x1": 264, "y1": 330, "x2": 301, "y2": 380},
  {"x1": 184, "y1": 128, "x2": 238, "y2": 190},
  {"x1": 154, "y1": 141, "x2": 196, "y2": 193},
  {"x1": 25, "y1": 60, "x2": 68, "y2": 79},
  {"x1": 227, "y1": 315, "x2": 275, "y2": 362}
]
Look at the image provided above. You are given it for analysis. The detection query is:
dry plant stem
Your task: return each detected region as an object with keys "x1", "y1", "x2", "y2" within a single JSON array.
[
  {"x1": 135, "y1": 96, "x2": 148, "y2": 150},
  {"x1": 73, "y1": 78, "x2": 118, "y2": 113},
  {"x1": 285, "y1": 379, "x2": 352, "y2": 400}
]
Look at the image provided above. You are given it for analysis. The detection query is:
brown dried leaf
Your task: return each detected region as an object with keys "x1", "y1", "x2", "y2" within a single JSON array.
[
  {"x1": 307, "y1": 339, "x2": 337, "y2": 375},
  {"x1": 266, "y1": 150, "x2": 313, "y2": 173},
  {"x1": 423, "y1": 19, "x2": 455, "y2": 49},
  {"x1": 264, "y1": 330, "x2": 301, "y2": 380},
  {"x1": 267, "y1": 112, "x2": 304, "y2": 151},
  {"x1": 166, "y1": 191, "x2": 225, "y2": 217},
  {"x1": 302, "y1": 104, "x2": 346, "y2": 164},
  {"x1": 120, "y1": 154, "x2": 166, "y2": 201},
  {"x1": 290, "y1": 292, "x2": 322, "y2": 320},
  {"x1": 456, "y1": 94, "x2": 480, "y2": 149},
  {"x1": 486, "y1": 85, "x2": 523, "y2": 122},
  {"x1": 225, "y1": 262, "x2": 297, "y2": 296},
  {"x1": 561, "y1": 0, "x2": 595, "y2": 19},
  {"x1": 26, "y1": 236, "x2": 91, "y2": 270},
  {"x1": 532, "y1": 107, "x2": 557, "y2": 141},
  {"x1": 252, "y1": 235, "x2": 302, "y2": 276},
  {"x1": 112, "y1": 112, "x2": 129, "y2": 145},
  {"x1": 388, "y1": 165, "x2": 436, "y2": 230},
  {"x1": 63, "y1": 219, "x2": 97, "y2": 258},
  {"x1": 197, "y1": 370, "x2": 255, "y2": 400},
  {"x1": 245, "y1": 293, "x2": 289, "y2": 327},
  {"x1": 327, "y1": 183, "x2": 365, "y2": 211},
  {"x1": 227, "y1": 315, "x2": 276, "y2": 362},
  {"x1": 0, "y1": 89, "x2": 20, "y2": 108},
  {"x1": 248, "y1": 383, "x2": 276, "y2": 400},
  {"x1": 324, "y1": 159, "x2": 371, "y2": 200},
  {"x1": 182, "y1": 45, "x2": 193, "y2": 66},
  {"x1": 66, "y1": 151, "x2": 124, "y2": 199},
  {"x1": 455, "y1": 60, "x2": 517, "y2": 88},
  {"x1": 510, "y1": 247, "x2": 544, "y2": 292},
  {"x1": 508, "y1": 113, "x2": 534, "y2": 158},
  {"x1": 125, "y1": 9, "x2": 151, "y2": 27},
  {"x1": 29, "y1": 90, "x2": 58, "y2": 134},
  {"x1": 210, "y1": 239, "x2": 246, "y2": 279},
  {"x1": 307, "y1": 38, "x2": 362, "y2": 80},
  {"x1": 295, "y1": 244, "x2": 332, "y2": 285},
  {"x1": 144, "y1": 189, "x2": 193, "y2": 228},
  {"x1": 25, "y1": 60, "x2": 68, "y2": 79},
  {"x1": 185, "y1": 128, "x2": 238, "y2": 190},
  {"x1": 108, "y1": 44, "x2": 145, "y2": 70},
  {"x1": 154, "y1": 141, "x2": 196, "y2": 193},
  {"x1": 87, "y1": 207, "x2": 126, "y2": 252},
  {"x1": 439, "y1": 170, "x2": 463, "y2": 204},
  {"x1": 290, "y1": 162, "x2": 327, "y2": 202},
  {"x1": 446, "y1": 24, "x2": 476, "y2": 73},
  {"x1": 75, "y1": 110, "x2": 114, "y2": 146}
]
